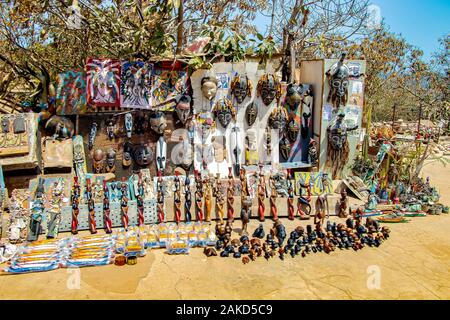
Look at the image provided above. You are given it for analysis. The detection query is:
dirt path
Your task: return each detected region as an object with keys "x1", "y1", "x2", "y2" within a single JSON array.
[{"x1": 0, "y1": 159, "x2": 449, "y2": 300}]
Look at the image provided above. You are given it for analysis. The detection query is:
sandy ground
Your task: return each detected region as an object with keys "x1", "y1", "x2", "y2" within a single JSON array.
[{"x1": 0, "y1": 158, "x2": 449, "y2": 300}]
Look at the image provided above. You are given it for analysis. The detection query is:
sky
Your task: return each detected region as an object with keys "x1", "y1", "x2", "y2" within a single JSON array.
[
  {"x1": 372, "y1": 0, "x2": 449, "y2": 60},
  {"x1": 254, "y1": 0, "x2": 449, "y2": 61}
]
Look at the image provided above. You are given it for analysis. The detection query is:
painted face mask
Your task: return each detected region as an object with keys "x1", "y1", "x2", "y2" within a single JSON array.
[
  {"x1": 88, "y1": 122, "x2": 98, "y2": 150},
  {"x1": 213, "y1": 98, "x2": 236, "y2": 128},
  {"x1": 308, "y1": 138, "x2": 318, "y2": 166},
  {"x1": 268, "y1": 106, "x2": 288, "y2": 130},
  {"x1": 156, "y1": 136, "x2": 167, "y2": 172},
  {"x1": 149, "y1": 111, "x2": 167, "y2": 135},
  {"x1": 134, "y1": 111, "x2": 146, "y2": 135},
  {"x1": 279, "y1": 136, "x2": 291, "y2": 161},
  {"x1": 92, "y1": 149, "x2": 104, "y2": 173},
  {"x1": 133, "y1": 145, "x2": 154, "y2": 166},
  {"x1": 245, "y1": 102, "x2": 258, "y2": 126},
  {"x1": 106, "y1": 148, "x2": 116, "y2": 173},
  {"x1": 327, "y1": 54, "x2": 350, "y2": 110},
  {"x1": 73, "y1": 144, "x2": 84, "y2": 163},
  {"x1": 201, "y1": 77, "x2": 218, "y2": 100},
  {"x1": 287, "y1": 118, "x2": 300, "y2": 142},
  {"x1": 124, "y1": 113, "x2": 133, "y2": 138},
  {"x1": 199, "y1": 117, "x2": 215, "y2": 142},
  {"x1": 231, "y1": 75, "x2": 252, "y2": 104},
  {"x1": 328, "y1": 114, "x2": 347, "y2": 150},
  {"x1": 257, "y1": 74, "x2": 281, "y2": 106},
  {"x1": 175, "y1": 95, "x2": 192, "y2": 125},
  {"x1": 285, "y1": 84, "x2": 305, "y2": 111},
  {"x1": 105, "y1": 117, "x2": 116, "y2": 140}
]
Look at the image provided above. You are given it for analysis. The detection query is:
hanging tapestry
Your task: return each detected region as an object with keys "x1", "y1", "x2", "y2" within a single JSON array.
[
  {"x1": 120, "y1": 61, "x2": 153, "y2": 109},
  {"x1": 86, "y1": 58, "x2": 121, "y2": 108},
  {"x1": 55, "y1": 71, "x2": 87, "y2": 115},
  {"x1": 152, "y1": 68, "x2": 188, "y2": 111}
]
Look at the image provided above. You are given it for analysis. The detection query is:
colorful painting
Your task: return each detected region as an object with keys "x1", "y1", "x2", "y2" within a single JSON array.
[
  {"x1": 152, "y1": 68, "x2": 188, "y2": 111},
  {"x1": 120, "y1": 61, "x2": 153, "y2": 109},
  {"x1": 294, "y1": 172, "x2": 333, "y2": 196},
  {"x1": 349, "y1": 80, "x2": 364, "y2": 107},
  {"x1": 86, "y1": 58, "x2": 121, "y2": 107},
  {"x1": 348, "y1": 62, "x2": 363, "y2": 79},
  {"x1": 55, "y1": 71, "x2": 87, "y2": 115},
  {"x1": 216, "y1": 73, "x2": 230, "y2": 90}
]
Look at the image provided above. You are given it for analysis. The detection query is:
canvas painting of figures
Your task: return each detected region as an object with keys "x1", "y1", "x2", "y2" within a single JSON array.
[
  {"x1": 86, "y1": 58, "x2": 121, "y2": 108},
  {"x1": 55, "y1": 70, "x2": 87, "y2": 115},
  {"x1": 152, "y1": 68, "x2": 188, "y2": 111},
  {"x1": 120, "y1": 61, "x2": 153, "y2": 109}
]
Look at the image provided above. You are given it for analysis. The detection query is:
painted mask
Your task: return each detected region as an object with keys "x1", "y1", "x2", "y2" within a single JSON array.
[
  {"x1": 268, "y1": 106, "x2": 288, "y2": 130},
  {"x1": 149, "y1": 111, "x2": 167, "y2": 135},
  {"x1": 308, "y1": 138, "x2": 318, "y2": 166},
  {"x1": 133, "y1": 145, "x2": 154, "y2": 166},
  {"x1": 73, "y1": 144, "x2": 84, "y2": 163},
  {"x1": 88, "y1": 122, "x2": 98, "y2": 150},
  {"x1": 156, "y1": 136, "x2": 167, "y2": 172},
  {"x1": 327, "y1": 54, "x2": 350, "y2": 109},
  {"x1": 134, "y1": 111, "x2": 146, "y2": 135},
  {"x1": 287, "y1": 118, "x2": 300, "y2": 142},
  {"x1": 231, "y1": 75, "x2": 252, "y2": 104},
  {"x1": 328, "y1": 114, "x2": 347, "y2": 150},
  {"x1": 201, "y1": 76, "x2": 218, "y2": 100},
  {"x1": 92, "y1": 149, "x2": 104, "y2": 173},
  {"x1": 285, "y1": 83, "x2": 305, "y2": 111},
  {"x1": 124, "y1": 113, "x2": 133, "y2": 138},
  {"x1": 245, "y1": 102, "x2": 258, "y2": 126},
  {"x1": 106, "y1": 148, "x2": 116, "y2": 172},
  {"x1": 257, "y1": 74, "x2": 281, "y2": 106},
  {"x1": 123, "y1": 141, "x2": 132, "y2": 167},
  {"x1": 279, "y1": 136, "x2": 291, "y2": 161},
  {"x1": 199, "y1": 117, "x2": 215, "y2": 142},
  {"x1": 175, "y1": 95, "x2": 192, "y2": 125},
  {"x1": 106, "y1": 117, "x2": 116, "y2": 140},
  {"x1": 213, "y1": 98, "x2": 236, "y2": 128}
]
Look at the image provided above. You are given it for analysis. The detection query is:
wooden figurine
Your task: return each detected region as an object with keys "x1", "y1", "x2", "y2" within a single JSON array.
[
  {"x1": 227, "y1": 167, "x2": 235, "y2": 222},
  {"x1": 257, "y1": 164, "x2": 266, "y2": 222},
  {"x1": 269, "y1": 176, "x2": 278, "y2": 221},
  {"x1": 214, "y1": 174, "x2": 225, "y2": 224},
  {"x1": 204, "y1": 174, "x2": 213, "y2": 222},
  {"x1": 174, "y1": 172, "x2": 182, "y2": 224},
  {"x1": 287, "y1": 169, "x2": 295, "y2": 220},
  {"x1": 194, "y1": 170, "x2": 204, "y2": 222}
]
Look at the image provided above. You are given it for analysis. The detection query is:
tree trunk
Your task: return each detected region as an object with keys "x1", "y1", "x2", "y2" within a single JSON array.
[
  {"x1": 289, "y1": 33, "x2": 296, "y2": 83},
  {"x1": 176, "y1": 0, "x2": 184, "y2": 55}
]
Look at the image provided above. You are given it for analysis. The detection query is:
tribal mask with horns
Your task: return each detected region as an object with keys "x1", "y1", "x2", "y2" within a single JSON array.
[
  {"x1": 268, "y1": 106, "x2": 288, "y2": 130},
  {"x1": 257, "y1": 74, "x2": 281, "y2": 106},
  {"x1": 213, "y1": 98, "x2": 236, "y2": 128},
  {"x1": 285, "y1": 83, "x2": 307, "y2": 111},
  {"x1": 287, "y1": 117, "x2": 300, "y2": 142},
  {"x1": 326, "y1": 53, "x2": 350, "y2": 110},
  {"x1": 231, "y1": 75, "x2": 252, "y2": 104}
]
